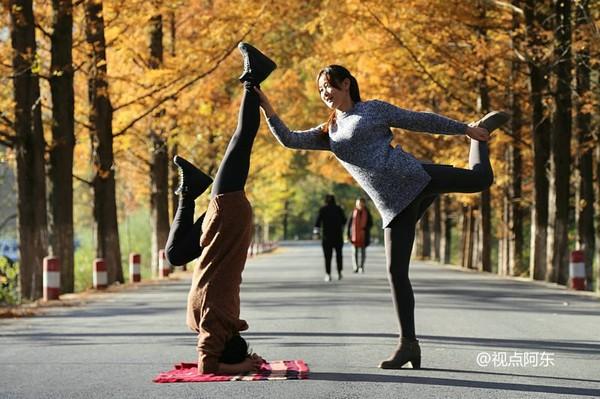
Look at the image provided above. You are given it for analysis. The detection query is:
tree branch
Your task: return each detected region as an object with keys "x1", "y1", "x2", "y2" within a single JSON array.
[
  {"x1": 35, "y1": 22, "x2": 52, "y2": 40},
  {"x1": 113, "y1": 30, "x2": 253, "y2": 138},
  {"x1": 41, "y1": 103, "x2": 93, "y2": 131},
  {"x1": 0, "y1": 214, "x2": 17, "y2": 233},
  {"x1": 482, "y1": 0, "x2": 524, "y2": 16},
  {"x1": 121, "y1": 147, "x2": 152, "y2": 170},
  {"x1": 73, "y1": 174, "x2": 93, "y2": 186},
  {"x1": 112, "y1": 72, "x2": 187, "y2": 111},
  {"x1": 365, "y1": 5, "x2": 477, "y2": 113},
  {"x1": 0, "y1": 130, "x2": 14, "y2": 148},
  {"x1": 0, "y1": 112, "x2": 14, "y2": 129}
]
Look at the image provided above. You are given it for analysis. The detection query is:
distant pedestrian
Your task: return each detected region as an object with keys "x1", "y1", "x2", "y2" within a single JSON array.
[
  {"x1": 314, "y1": 194, "x2": 346, "y2": 281},
  {"x1": 347, "y1": 198, "x2": 373, "y2": 273}
]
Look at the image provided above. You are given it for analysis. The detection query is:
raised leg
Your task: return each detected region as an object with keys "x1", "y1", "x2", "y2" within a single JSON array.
[
  {"x1": 421, "y1": 139, "x2": 493, "y2": 196},
  {"x1": 165, "y1": 204, "x2": 205, "y2": 266},
  {"x1": 211, "y1": 83, "x2": 260, "y2": 197}
]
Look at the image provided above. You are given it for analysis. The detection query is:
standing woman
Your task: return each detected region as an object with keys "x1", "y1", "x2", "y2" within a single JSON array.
[
  {"x1": 347, "y1": 197, "x2": 373, "y2": 274},
  {"x1": 255, "y1": 65, "x2": 508, "y2": 369}
]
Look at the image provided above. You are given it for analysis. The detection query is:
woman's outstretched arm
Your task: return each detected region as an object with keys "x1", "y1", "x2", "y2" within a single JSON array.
[
  {"x1": 372, "y1": 100, "x2": 489, "y2": 140},
  {"x1": 255, "y1": 87, "x2": 331, "y2": 151}
]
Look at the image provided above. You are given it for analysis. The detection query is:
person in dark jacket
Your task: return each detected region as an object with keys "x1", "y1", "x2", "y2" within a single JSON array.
[
  {"x1": 347, "y1": 197, "x2": 373, "y2": 273},
  {"x1": 314, "y1": 194, "x2": 347, "y2": 281}
]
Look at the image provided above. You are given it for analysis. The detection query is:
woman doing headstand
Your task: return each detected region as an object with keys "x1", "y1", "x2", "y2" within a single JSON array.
[{"x1": 164, "y1": 43, "x2": 276, "y2": 375}]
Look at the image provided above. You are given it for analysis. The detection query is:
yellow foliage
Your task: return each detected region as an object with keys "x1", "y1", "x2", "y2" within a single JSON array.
[{"x1": 1, "y1": 0, "x2": 599, "y2": 241}]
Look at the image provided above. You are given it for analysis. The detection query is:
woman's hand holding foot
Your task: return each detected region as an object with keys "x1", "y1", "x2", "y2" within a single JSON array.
[
  {"x1": 254, "y1": 87, "x2": 276, "y2": 118},
  {"x1": 465, "y1": 125, "x2": 490, "y2": 141}
]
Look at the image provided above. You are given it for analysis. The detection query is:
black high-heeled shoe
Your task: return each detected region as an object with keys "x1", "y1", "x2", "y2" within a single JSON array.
[
  {"x1": 379, "y1": 338, "x2": 421, "y2": 369},
  {"x1": 475, "y1": 111, "x2": 510, "y2": 134},
  {"x1": 173, "y1": 155, "x2": 213, "y2": 199},
  {"x1": 238, "y1": 42, "x2": 277, "y2": 85}
]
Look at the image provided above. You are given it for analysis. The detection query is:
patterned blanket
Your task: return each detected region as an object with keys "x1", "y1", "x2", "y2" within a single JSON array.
[{"x1": 153, "y1": 360, "x2": 309, "y2": 383}]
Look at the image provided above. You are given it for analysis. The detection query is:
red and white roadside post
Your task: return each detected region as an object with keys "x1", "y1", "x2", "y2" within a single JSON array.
[
  {"x1": 158, "y1": 249, "x2": 170, "y2": 278},
  {"x1": 129, "y1": 253, "x2": 141, "y2": 283},
  {"x1": 569, "y1": 250, "x2": 586, "y2": 290},
  {"x1": 43, "y1": 256, "x2": 60, "y2": 301},
  {"x1": 93, "y1": 258, "x2": 108, "y2": 289}
]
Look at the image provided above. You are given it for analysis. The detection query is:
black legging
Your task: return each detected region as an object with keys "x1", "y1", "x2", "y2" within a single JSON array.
[
  {"x1": 385, "y1": 139, "x2": 493, "y2": 340},
  {"x1": 322, "y1": 242, "x2": 343, "y2": 275},
  {"x1": 165, "y1": 84, "x2": 259, "y2": 266}
]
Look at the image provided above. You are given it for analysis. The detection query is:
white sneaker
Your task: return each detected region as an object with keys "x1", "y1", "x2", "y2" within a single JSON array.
[
  {"x1": 338, "y1": 272, "x2": 343, "y2": 280},
  {"x1": 324, "y1": 274, "x2": 332, "y2": 282}
]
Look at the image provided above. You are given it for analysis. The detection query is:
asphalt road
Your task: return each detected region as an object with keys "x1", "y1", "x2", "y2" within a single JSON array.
[{"x1": 1, "y1": 242, "x2": 599, "y2": 399}]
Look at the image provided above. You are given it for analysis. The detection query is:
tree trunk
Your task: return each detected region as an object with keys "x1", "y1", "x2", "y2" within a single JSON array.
[
  {"x1": 596, "y1": 132, "x2": 600, "y2": 292},
  {"x1": 595, "y1": 70, "x2": 600, "y2": 293},
  {"x1": 168, "y1": 12, "x2": 179, "y2": 227},
  {"x1": 49, "y1": 0, "x2": 75, "y2": 294},
  {"x1": 500, "y1": 185, "x2": 509, "y2": 276},
  {"x1": 508, "y1": 0, "x2": 525, "y2": 277},
  {"x1": 574, "y1": 0, "x2": 595, "y2": 289},
  {"x1": 472, "y1": 208, "x2": 481, "y2": 270},
  {"x1": 548, "y1": 0, "x2": 572, "y2": 284},
  {"x1": 460, "y1": 206, "x2": 467, "y2": 267},
  {"x1": 283, "y1": 199, "x2": 289, "y2": 240},
  {"x1": 475, "y1": 1, "x2": 492, "y2": 273},
  {"x1": 433, "y1": 196, "x2": 441, "y2": 262},
  {"x1": 148, "y1": 14, "x2": 170, "y2": 274},
  {"x1": 462, "y1": 205, "x2": 475, "y2": 269},
  {"x1": 85, "y1": 0, "x2": 123, "y2": 284},
  {"x1": 524, "y1": 0, "x2": 551, "y2": 281},
  {"x1": 441, "y1": 196, "x2": 452, "y2": 264},
  {"x1": 170, "y1": 143, "x2": 179, "y2": 222},
  {"x1": 419, "y1": 208, "x2": 431, "y2": 259},
  {"x1": 9, "y1": 0, "x2": 49, "y2": 300}
]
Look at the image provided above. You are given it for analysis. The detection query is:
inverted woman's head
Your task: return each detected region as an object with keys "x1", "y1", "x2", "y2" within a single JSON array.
[
  {"x1": 219, "y1": 334, "x2": 250, "y2": 364},
  {"x1": 317, "y1": 65, "x2": 362, "y2": 110}
]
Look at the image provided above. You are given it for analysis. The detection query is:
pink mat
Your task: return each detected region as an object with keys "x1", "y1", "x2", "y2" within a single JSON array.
[{"x1": 153, "y1": 360, "x2": 309, "y2": 383}]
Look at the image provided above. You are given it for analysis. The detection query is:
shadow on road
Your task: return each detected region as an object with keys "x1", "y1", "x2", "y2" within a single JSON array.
[{"x1": 310, "y1": 371, "x2": 600, "y2": 396}]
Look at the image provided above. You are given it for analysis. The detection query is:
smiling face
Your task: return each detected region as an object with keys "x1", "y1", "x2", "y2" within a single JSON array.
[{"x1": 318, "y1": 73, "x2": 351, "y2": 110}]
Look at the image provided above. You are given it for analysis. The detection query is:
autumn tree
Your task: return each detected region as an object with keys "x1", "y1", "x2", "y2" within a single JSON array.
[
  {"x1": 85, "y1": 0, "x2": 123, "y2": 284},
  {"x1": 524, "y1": 0, "x2": 552, "y2": 281},
  {"x1": 574, "y1": 0, "x2": 595, "y2": 288},
  {"x1": 7, "y1": 0, "x2": 49, "y2": 300},
  {"x1": 147, "y1": 11, "x2": 170, "y2": 274},
  {"x1": 49, "y1": 0, "x2": 75, "y2": 293},
  {"x1": 547, "y1": 0, "x2": 572, "y2": 284}
]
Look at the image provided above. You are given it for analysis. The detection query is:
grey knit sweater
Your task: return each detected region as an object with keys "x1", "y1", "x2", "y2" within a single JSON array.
[{"x1": 266, "y1": 100, "x2": 468, "y2": 228}]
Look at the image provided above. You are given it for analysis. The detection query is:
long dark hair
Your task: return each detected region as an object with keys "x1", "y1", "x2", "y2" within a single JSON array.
[{"x1": 317, "y1": 65, "x2": 362, "y2": 133}]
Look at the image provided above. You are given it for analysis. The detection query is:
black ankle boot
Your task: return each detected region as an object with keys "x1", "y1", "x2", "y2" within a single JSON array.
[
  {"x1": 238, "y1": 42, "x2": 277, "y2": 85},
  {"x1": 379, "y1": 338, "x2": 421, "y2": 369},
  {"x1": 475, "y1": 111, "x2": 510, "y2": 134},
  {"x1": 173, "y1": 155, "x2": 213, "y2": 199}
]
